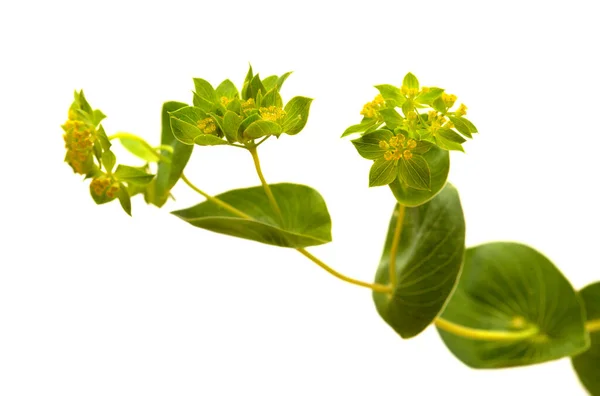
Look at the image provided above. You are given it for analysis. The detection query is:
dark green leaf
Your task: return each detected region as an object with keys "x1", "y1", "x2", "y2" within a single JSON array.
[
  {"x1": 369, "y1": 158, "x2": 397, "y2": 187},
  {"x1": 351, "y1": 129, "x2": 393, "y2": 160},
  {"x1": 147, "y1": 101, "x2": 193, "y2": 208},
  {"x1": 403, "y1": 73, "x2": 419, "y2": 90},
  {"x1": 374, "y1": 184, "x2": 465, "y2": 338},
  {"x1": 114, "y1": 165, "x2": 154, "y2": 185},
  {"x1": 193, "y1": 78, "x2": 216, "y2": 103},
  {"x1": 398, "y1": 155, "x2": 431, "y2": 191},
  {"x1": 172, "y1": 183, "x2": 332, "y2": 248},
  {"x1": 243, "y1": 120, "x2": 282, "y2": 139},
  {"x1": 341, "y1": 118, "x2": 377, "y2": 137},
  {"x1": 572, "y1": 282, "x2": 600, "y2": 395},
  {"x1": 169, "y1": 106, "x2": 207, "y2": 145},
  {"x1": 118, "y1": 183, "x2": 132, "y2": 216},
  {"x1": 282, "y1": 96, "x2": 313, "y2": 135},
  {"x1": 389, "y1": 145, "x2": 449, "y2": 207},
  {"x1": 437, "y1": 242, "x2": 589, "y2": 369}
]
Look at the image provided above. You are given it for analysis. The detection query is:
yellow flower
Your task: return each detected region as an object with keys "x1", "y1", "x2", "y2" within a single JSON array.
[
  {"x1": 442, "y1": 93, "x2": 457, "y2": 107},
  {"x1": 456, "y1": 103, "x2": 467, "y2": 117},
  {"x1": 90, "y1": 176, "x2": 120, "y2": 199},
  {"x1": 259, "y1": 106, "x2": 287, "y2": 122},
  {"x1": 360, "y1": 94, "x2": 385, "y2": 119},
  {"x1": 62, "y1": 117, "x2": 96, "y2": 175},
  {"x1": 197, "y1": 117, "x2": 217, "y2": 134}
]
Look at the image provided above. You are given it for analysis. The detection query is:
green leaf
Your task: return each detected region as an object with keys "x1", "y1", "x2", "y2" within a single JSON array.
[
  {"x1": 341, "y1": 118, "x2": 377, "y2": 137},
  {"x1": 572, "y1": 282, "x2": 600, "y2": 395},
  {"x1": 276, "y1": 71, "x2": 292, "y2": 90},
  {"x1": 460, "y1": 117, "x2": 478, "y2": 134},
  {"x1": 192, "y1": 93, "x2": 214, "y2": 112},
  {"x1": 438, "y1": 128, "x2": 467, "y2": 144},
  {"x1": 118, "y1": 135, "x2": 162, "y2": 162},
  {"x1": 351, "y1": 129, "x2": 393, "y2": 160},
  {"x1": 389, "y1": 145, "x2": 449, "y2": 207},
  {"x1": 172, "y1": 183, "x2": 332, "y2": 248},
  {"x1": 114, "y1": 165, "x2": 154, "y2": 185},
  {"x1": 101, "y1": 150, "x2": 116, "y2": 173},
  {"x1": 215, "y1": 79, "x2": 239, "y2": 100},
  {"x1": 194, "y1": 134, "x2": 228, "y2": 146},
  {"x1": 379, "y1": 108, "x2": 404, "y2": 129},
  {"x1": 282, "y1": 96, "x2": 313, "y2": 135},
  {"x1": 147, "y1": 101, "x2": 193, "y2": 208},
  {"x1": 398, "y1": 155, "x2": 431, "y2": 191},
  {"x1": 193, "y1": 78, "x2": 216, "y2": 103},
  {"x1": 437, "y1": 242, "x2": 590, "y2": 369},
  {"x1": 416, "y1": 88, "x2": 444, "y2": 105},
  {"x1": 92, "y1": 109, "x2": 106, "y2": 126},
  {"x1": 262, "y1": 87, "x2": 283, "y2": 108},
  {"x1": 247, "y1": 74, "x2": 266, "y2": 100},
  {"x1": 223, "y1": 111, "x2": 242, "y2": 143},
  {"x1": 448, "y1": 116, "x2": 473, "y2": 138},
  {"x1": 369, "y1": 158, "x2": 397, "y2": 187},
  {"x1": 238, "y1": 113, "x2": 261, "y2": 141},
  {"x1": 261, "y1": 75, "x2": 278, "y2": 92},
  {"x1": 432, "y1": 97, "x2": 447, "y2": 113},
  {"x1": 374, "y1": 184, "x2": 465, "y2": 338},
  {"x1": 374, "y1": 84, "x2": 406, "y2": 106},
  {"x1": 96, "y1": 125, "x2": 111, "y2": 152},
  {"x1": 227, "y1": 97, "x2": 242, "y2": 114},
  {"x1": 118, "y1": 183, "x2": 132, "y2": 216},
  {"x1": 435, "y1": 131, "x2": 465, "y2": 152},
  {"x1": 242, "y1": 64, "x2": 254, "y2": 100},
  {"x1": 243, "y1": 120, "x2": 282, "y2": 139},
  {"x1": 403, "y1": 72, "x2": 419, "y2": 90},
  {"x1": 401, "y1": 101, "x2": 414, "y2": 117},
  {"x1": 169, "y1": 106, "x2": 207, "y2": 144}
]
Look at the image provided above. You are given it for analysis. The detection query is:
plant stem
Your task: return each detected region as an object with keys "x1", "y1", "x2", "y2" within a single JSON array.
[
  {"x1": 180, "y1": 174, "x2": 252, "y2": 220},
  {"x1": 296, "y1": 248, "x2": 392, "y2": 293},
  {"x1": 247, "y1": 146, "x2": 284, "y2": 224},
  {"x1": 434, "y1": 317, "x2": 540, "y2": 341},
  {"x1": 388, "y1": 205, "x2": 406, "y2": 290},
  {"x1": 586, "y1": 318, "x2": 600, "y2": 333}
]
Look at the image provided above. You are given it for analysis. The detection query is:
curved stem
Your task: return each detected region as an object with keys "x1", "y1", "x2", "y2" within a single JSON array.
[
  {"x1": 247, "y1": 146, "x2": 284, "y2": 224},
  {"x1": 586, "y1": 318, "x2": 600, "y2": 333},
  {"x1": 434, "y1": 317, "x2": 539, "y2": 341},
  {"x1": 296, "y1": 248, "x2": 392, "y2": 293},
  {"x1": 388, "y1": 205, "x2": 406, "y2": 290},
  {"x1": 180, "y1": 174, "x2": 252, "y2": 220}
]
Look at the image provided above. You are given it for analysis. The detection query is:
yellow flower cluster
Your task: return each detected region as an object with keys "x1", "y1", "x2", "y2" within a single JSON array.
[
  {"x1": 427, "y1": 111, "x2": 453, "y2": 133},
  {"x1": 220, "y1": 96, "x2": 232, "y2": 106},
  {"x1": 379, "y1": 134, "x2": 417, "y2": 161},
  {"x1": 360, "y1": 94, "x2": 385, "y2": 119},
  {"x1": 442, "y1": 93, "x2": 457, "y2": 108},
  {"x1": 259, "y1": 106, "x2": 287, "y2": 122},
  {"x1": 400, "y1": 86, "x2": 419, "y2": 98},
  {"x1": 455, "y1": 103, "x2": 467, "y2": 117},
  {"x1": 62, "y1": 110, "x2": 96, "y2": 174},
  {"x1": 242, "y1": 98, "x2": 255, "y2": 111},
  {"x1": 90, "y1": 176, "x2": 120, "y2": 199},
  {"x1": 197, "y1": 117, "x2": 217, "y2": 134}
]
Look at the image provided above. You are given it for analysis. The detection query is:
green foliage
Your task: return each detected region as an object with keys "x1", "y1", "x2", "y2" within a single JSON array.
[
  {"x1": 373, "y1": 184, "x2": 465, "y2": 338},
  {"x1": 172, "y1": 183, "x2": 332, "y2": 248},
  {"x1": 437, "y1": 243, "x2": 589, "y2": 368},
  {"x1": 572, "y1": 282, "x2": 600, "y2": 395},
  {"x1": 62, "y1": 67, "x2": 598, "y2": 396}
]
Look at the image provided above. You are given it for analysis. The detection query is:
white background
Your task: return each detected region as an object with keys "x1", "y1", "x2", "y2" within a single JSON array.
[{"x1": 1, "y1": 0, "x2": 599, "y2": 395}]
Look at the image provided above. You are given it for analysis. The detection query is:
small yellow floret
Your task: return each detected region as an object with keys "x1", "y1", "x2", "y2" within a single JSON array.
[
  {"x1": 197, "y1": 118, "x2": 217, "y2": 134},
  {"x1": 442, "y1": 93, "x2": 457, "y2": 107},
  {"x1": 259, "y1": 106, "x2": 287, "y2": 122},
  {"x1": 379, "y1": 140, "x2": 390, "y2": 150},
  {"x1": 360, "y1": 94, "x2": 385, "y2": 119},
  {"x1": 456, "y1": 103, "x2": 467, "y2": 117},
  {"x1": 403, "y1": 150, "x2": 413, "y2": 160},
  {"x1": 220, "y1": 96, "x2": 232, "y2": 106},
  {"x1": 242, "y1": 98, "x2": 255, "y2": 111}
]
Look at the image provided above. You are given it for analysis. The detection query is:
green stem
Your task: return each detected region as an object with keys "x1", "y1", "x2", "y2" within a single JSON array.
[
  {"x1": 180, "y1": 174, "x2": 252, "y2": 220},
  {"x1": 388, "y1": 205, "x2": 406, "y2": 290},
  {"x1": 434, "y1": 317, "x2": 540, "y2": 341},
  {"x1": 586, "y1": 318, "x2": 600, "y2": 333},
  {"x1": 247, "y1": 146, "x2": 284, "y2": 224}
]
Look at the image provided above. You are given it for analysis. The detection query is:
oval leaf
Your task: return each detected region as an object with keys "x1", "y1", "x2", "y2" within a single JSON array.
[
  {"x1": 114, "y1": 165, "x2": 155, "y2": 185},
  {"x1": 146, "y1": 101, "x2": 194, "y2": 208},
  {"x1": 398, "y1": 155, "x2": 431, "y2": 191},
  {"x1": 351, "y1": 129, "x2": 393, "y2": 160},
  {"x1": 282, "y1": 96, "x2": 313, "y2": 135},
  {"x1": 437, "y1": 242, "x2": 589, "y2": 369},
  {"x1": 373, "y1": 183, "x2": 465, "y2": 339},
  {"x1": 369, "y1": 158, "x2": 397, "y2": 187},
  {"x1": 171, "y1": 183, "x2": 332, "y2": 248},
  {"x1": 243, "y1": 120, "x2": 282, "y2": 139},
  {"x1": 572, "y1": 282, "x2": 600, "y2": 395},
  {"x1": 389, "y1": 145, "x2": 449, "y2": 207}
]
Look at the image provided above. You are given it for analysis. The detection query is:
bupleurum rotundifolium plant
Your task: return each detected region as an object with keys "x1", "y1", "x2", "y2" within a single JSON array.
[{"x1": 62, "y1": 67, "x2": 600, "y2": 395}]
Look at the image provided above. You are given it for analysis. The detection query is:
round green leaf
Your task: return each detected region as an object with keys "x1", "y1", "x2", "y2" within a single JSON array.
[
  {"x1": 369, "y1": 158, "x2": 397, "y2": 187},
  {"x1": 373, "y1": 183, "x2": 465, "y2": 339},
  {"x1": 389, "y1": 145, "x2": 449, "y2": 207},
  {"x1": 437, "y1": 242, "x2": 589, "y2": 369},
  {"x1": 171, "y1": 183, "x2": 332, "y2": 248},
  {"x1": 572, "y1": 282, "x2": 600, "y2": 395}
]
